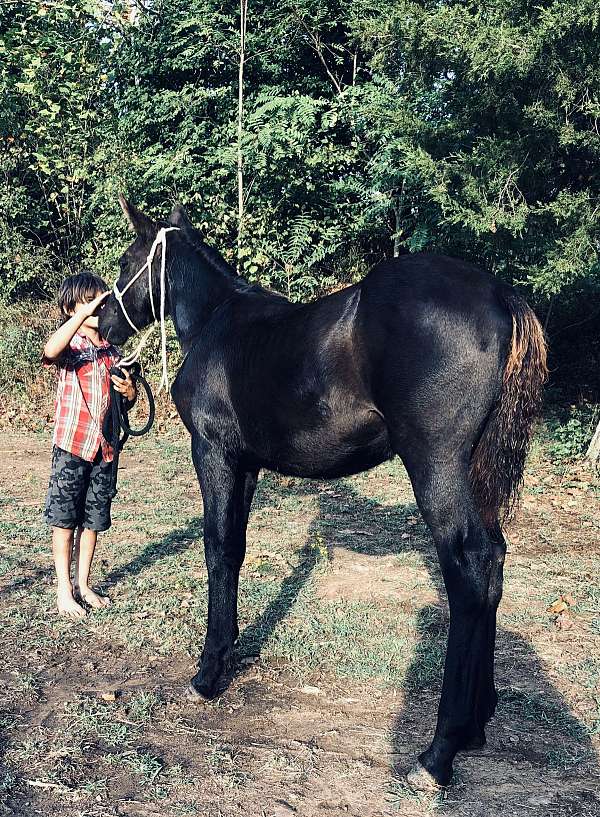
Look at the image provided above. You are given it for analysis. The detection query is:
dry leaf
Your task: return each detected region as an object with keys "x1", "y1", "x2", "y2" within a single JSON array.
[
  {"x1": 547, "y1": 593, "x2": 575, "y2": 615},
  {"x1": 547, "y1": 599, "x2": 568, "y2": 615}
]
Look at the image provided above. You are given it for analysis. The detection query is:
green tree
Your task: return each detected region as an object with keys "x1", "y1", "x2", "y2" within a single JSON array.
[{"x1": 0, "y1": 0, "x2": 120, "y2": 297}]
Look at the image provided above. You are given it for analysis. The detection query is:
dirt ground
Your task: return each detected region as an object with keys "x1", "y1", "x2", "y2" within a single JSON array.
[{"x1": 0, "y1": 429, "x2": 599, "y2": 817}]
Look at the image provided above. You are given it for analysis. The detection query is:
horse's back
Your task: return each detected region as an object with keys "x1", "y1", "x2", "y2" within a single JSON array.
[{"x1": 359, "y1": 253, "x2": 511, "y2": 336}]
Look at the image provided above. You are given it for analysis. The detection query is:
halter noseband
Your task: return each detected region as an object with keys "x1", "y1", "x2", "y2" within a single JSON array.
[{"x1": 113, "y1": 226, "x2": 180, "y2": 392}]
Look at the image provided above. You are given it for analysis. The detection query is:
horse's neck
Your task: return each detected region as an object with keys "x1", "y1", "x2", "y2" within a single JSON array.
[{"x1": 168, "y1": 252, "x2": 239, "y2": 352}]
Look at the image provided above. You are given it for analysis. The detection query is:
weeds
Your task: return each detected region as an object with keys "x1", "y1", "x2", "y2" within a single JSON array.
[{"x1": 543, "y1": 403, "x2": 600, "y2": 462}]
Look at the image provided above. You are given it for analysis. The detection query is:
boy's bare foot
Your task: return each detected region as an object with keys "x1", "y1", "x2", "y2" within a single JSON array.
[
  {"x1": 57, "y1": 587, "x2": 87, "y2": 618},
  {"x1": 75, "y1": 586, "x2": 111, "y2": 609}
]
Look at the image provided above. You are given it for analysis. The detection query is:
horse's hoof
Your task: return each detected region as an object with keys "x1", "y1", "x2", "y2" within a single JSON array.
[
  {"x1": 406, "y1": 763, "x2": 444, "y2": 792},
  {"x1": 185, "y1": 679, "x2": 217, "y2": 702},
  {"x1": 185, "y1": 683, "x2": 209, "y2": 702}
]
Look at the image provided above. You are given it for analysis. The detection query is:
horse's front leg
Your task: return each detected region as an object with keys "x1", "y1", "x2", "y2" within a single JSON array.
[{"x1": 189, "y1": 438, "x2": 257, "y2": 699}]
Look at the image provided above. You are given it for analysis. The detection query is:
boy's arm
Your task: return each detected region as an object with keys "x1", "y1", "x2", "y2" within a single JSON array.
[{"x1": 42, "y1": 291, "x2": 110, "y2": 362}]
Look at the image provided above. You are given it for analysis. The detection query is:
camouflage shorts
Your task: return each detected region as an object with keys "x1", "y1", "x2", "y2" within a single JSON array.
[{"x1": 43, "y1": 446, "x2": 113, "y2": 532}]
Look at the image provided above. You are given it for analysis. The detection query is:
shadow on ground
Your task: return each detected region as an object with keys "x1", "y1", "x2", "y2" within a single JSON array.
[
  {"x1": 102, "y1": 516, "x2": 205, "y2": 586},
  {"x1": 237, "y1": 475, "x2": 599, "y2": 811},
  {"x1": 102, "y1": 470, "x2": 599, "y2": 812}
]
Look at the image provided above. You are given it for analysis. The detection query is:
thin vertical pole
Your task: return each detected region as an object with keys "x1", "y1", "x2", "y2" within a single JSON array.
[{"x1": 237, "y1": 0, "x2": 247, "y2": 261}]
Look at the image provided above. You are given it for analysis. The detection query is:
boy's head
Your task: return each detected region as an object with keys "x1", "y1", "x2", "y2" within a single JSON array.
[{"x1": 58, "y1": 272, "x2": 109, "y2": 319}]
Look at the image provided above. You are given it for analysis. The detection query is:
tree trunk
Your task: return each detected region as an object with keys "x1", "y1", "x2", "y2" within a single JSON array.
[
  {"x1": 586, "y1": 418, "x2": 600, "y2": 466},
  {"x1": 392, "y1": 180, "x2": 405, "y2": 258}
]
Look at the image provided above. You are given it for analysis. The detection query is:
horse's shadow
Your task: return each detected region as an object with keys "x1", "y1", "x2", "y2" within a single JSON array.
[
  {"x1": 105, "y1": 468, "x2": 599, "y2": 805},
  {"x1": 103, "y1": 516, "x2": 205, "y2": 587},
  {"x1": 238, "y1": 474, "x2": 599, "y2": 806}
]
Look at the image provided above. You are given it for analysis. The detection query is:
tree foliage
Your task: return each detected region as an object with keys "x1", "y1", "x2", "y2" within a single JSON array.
[{"x1": 1, "y1": 0, "x2": 599, "y2": 393}]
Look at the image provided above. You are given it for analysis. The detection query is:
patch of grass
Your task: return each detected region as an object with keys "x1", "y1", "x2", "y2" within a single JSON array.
[
  {"x1": 62, "y1": 696, "x2": 132, "y2": 748},
  {"x1": 127, "y1": 691, "x2": 163, "y2": 725},
  {"x1": 0, "y1": 769, "x2": 16, "y2": 794},
  {"x1": 12, "y1": 671, "x2": 40, "y2": 697},
  {"x1": 0, "y1": 711, "x2": 22, "y2": 733},
  {"x1": 206, "y1": 743, "x2": 249, "y2": 789},
  {"x1": 387, "y1": 777, "x2": 447, "y2": 812},
  {"x1": 547, "y1": 743, "x2": 595, "y2": 771},
  {"x1": 114, "y1": 748, "x2": 164, "y2": 783},
  {"x1": 404, "y1": 606, "x2": 446, "y2": 692},
  {"x1": 499, "y1": 687, "x2": 590, "y2": 739},
  {"x1": 76, "y1": 777, "x2": 109, "y2": 799},
  {"x1": 0, "y1": 554, "x2": 20, "y2": 576}
]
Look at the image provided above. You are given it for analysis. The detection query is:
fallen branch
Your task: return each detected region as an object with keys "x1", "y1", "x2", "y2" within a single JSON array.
[{"x1": 26, "y1": 779, "x2": 72, "y2": 793}]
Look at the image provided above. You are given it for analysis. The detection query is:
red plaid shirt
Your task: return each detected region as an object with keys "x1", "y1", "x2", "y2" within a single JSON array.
[{"x1": 44, "y1": 332, "x2": 121, "y2": 462}]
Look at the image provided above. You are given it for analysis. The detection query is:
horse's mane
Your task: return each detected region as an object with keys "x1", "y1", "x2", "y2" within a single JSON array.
[
  {"x1": 175, "y1": 222, "x2": 240, "y2": 281},
  {"x1": 176, "y1": 221, "x2": 288, "y2": 300}
]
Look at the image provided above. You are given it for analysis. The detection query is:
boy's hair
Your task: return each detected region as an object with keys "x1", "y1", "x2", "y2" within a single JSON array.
[{"x1": 58, "y1": 272, "x2": 109, "y2": 318}]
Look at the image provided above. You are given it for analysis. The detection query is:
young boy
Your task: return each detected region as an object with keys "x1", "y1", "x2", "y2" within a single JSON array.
[{"x1": 43, "y1": 272, "x2": 136, "y2": 618}]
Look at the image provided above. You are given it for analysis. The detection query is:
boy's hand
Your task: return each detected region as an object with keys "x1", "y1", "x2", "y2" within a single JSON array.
[
  {"x1": 43, "y1": 290, "x2": 111, "y2": 362},
  {"x1": 111, "y1": 368, "x2": 136, "y2": 402},
  {"x1": 79, "y1": 290, "x2": 110, "y2": 318}
]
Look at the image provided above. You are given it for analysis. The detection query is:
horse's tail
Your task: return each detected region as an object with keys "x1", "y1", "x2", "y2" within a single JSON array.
[{"x1": 469, "y1": 292, "x2": 548, "y2": 527}]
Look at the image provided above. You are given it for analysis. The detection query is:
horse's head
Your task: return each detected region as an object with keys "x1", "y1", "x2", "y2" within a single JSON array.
[{"x1": 99, "y1": 195, "x2": 192, "y2": 345}]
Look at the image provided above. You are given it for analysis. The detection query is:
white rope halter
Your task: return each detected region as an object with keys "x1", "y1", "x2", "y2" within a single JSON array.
[{"x1": 113, "y1": 226, "x2": 180, "y2": 393}]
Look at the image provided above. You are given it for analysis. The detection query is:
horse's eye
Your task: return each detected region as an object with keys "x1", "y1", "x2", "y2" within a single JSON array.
[{"x1": 119, "y1": 256, "x2": 128, "y2": 270}]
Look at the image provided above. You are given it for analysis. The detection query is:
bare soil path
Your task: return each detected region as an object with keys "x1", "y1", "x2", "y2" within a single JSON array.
[{"x1": 0, "y1": 430, "x2": 599, "y2": 817}]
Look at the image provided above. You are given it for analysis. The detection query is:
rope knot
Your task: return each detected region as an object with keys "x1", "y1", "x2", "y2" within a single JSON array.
[{"x1": 112, "y1": 226, "x2": 180, "y2": 393}]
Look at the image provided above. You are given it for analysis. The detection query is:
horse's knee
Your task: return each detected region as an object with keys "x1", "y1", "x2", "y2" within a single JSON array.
[
  {"x1": 443, "y1": 522, "x2": 496, "y2": 616},
  {"x1": 452, "y1": 568, "x2": 491, "y2": 615}
]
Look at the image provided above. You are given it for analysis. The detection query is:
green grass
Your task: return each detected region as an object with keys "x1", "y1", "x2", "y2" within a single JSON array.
[
  {"x1": 387, "y1": 777, "x2": 448, "y2": 812},
  {"x1": 1, "y1": 428, "x2": 599, "y2": 814}
]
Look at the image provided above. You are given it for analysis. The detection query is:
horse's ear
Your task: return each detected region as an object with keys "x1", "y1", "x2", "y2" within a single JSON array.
[
  {"x1": 168, "y1": 203, "x2": 193, "y2": 230},
  {"x1": 118, "y1": 194, "x2": 155, "y2": 239}
]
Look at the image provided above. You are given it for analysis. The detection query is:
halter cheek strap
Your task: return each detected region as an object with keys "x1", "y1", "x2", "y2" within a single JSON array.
[{"x1": 113, "y1": 226, "x2": 180, "y2": 393}]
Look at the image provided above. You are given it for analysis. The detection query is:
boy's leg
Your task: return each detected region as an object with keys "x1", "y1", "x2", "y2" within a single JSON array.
[
  {"x1": 77, "y1": 448, "x2": 113, "y2": 609},
  {"x1": 73, "y1": 527, "x2": 111, "y2": 608},
  {"x1": 44, "y1": 446, "x2": 91, "y2": 616},
  {"x1": 52, "y1": 526, "x2": 86, "y2": 618}
]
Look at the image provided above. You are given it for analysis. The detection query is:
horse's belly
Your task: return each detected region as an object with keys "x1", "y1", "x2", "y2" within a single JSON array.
[{"x1": 262, "y1": 410, "x2": 394, "y2": 479}]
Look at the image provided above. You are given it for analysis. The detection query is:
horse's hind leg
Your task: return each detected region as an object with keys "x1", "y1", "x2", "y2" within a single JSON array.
[
  {"x1": 480, "y1": 520, "x2": 507, "y2": 728},
  {"x1": 402, "y1": 452, "x2": 499, "y2": 786}
]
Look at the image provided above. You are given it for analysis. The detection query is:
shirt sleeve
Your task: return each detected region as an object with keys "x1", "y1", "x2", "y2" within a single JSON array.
[{"x1": 41, "y1": 348, "x2": 71, "y2": 368}]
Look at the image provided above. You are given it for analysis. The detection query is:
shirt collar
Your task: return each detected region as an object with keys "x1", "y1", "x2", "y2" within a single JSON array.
[{"x1": 73, "y1": 331, "x2": 111, "y2": 350}]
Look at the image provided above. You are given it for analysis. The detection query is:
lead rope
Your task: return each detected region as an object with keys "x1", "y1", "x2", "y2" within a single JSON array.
[
  {"x1": 113, "y1": 226, "x2": 180, "y2": 393},
  {"x1": 105, "y1": 361, "x2": 156, "y2": 498}
]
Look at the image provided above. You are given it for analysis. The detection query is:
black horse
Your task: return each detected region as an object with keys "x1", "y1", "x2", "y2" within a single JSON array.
[{"x1": 99, "y1": 197, "x2": 547, "y2": 788}]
